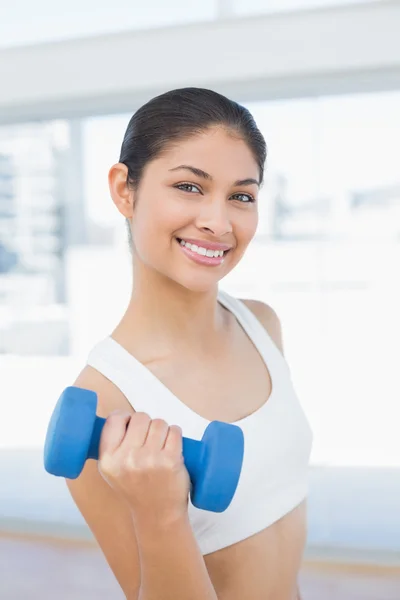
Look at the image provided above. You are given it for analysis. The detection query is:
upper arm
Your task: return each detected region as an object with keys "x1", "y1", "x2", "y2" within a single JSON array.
[
  {"x1": 241, "y1": 299, "x2": 285, "y2": 356},
  {"x1": 65, "y1": 366, "x2": 141, "y2": 599}
]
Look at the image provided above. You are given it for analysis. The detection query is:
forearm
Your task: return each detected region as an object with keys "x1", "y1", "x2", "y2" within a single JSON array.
[{"x1": 133, "y1": 512, "x2": 218, "y2": 600}]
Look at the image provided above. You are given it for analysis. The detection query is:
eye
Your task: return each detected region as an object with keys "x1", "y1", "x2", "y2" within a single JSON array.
[
  {"x1": 175, "y1": 182, "x2": 202, "y2": 194},
  {"x1": 231, "y1": 193, "x2": 255, "y2": 203}
]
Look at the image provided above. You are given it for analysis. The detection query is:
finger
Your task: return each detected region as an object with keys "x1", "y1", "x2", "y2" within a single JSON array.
[
  {"x1": 145, "y1": 419, "x2": 170, "y2": 451},
  {"x1": 99, "y1": 410, "x2": 132, "y2": 457},
  {"x1": 123, "y1": 412, "x2": 152, "y2": 449},
  {"x1": 163, "y1": 425, "x2": 183, "y2": 456}
]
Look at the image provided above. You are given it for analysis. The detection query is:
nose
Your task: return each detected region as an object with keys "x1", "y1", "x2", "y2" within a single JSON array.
[{"x1": 195, "y1": 197, "x2": 233, "y2": 238}]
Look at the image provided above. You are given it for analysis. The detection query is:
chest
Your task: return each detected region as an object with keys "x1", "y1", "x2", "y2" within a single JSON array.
[{"x1": 143, "y1": 324, "x2": 273, "y2": 424}]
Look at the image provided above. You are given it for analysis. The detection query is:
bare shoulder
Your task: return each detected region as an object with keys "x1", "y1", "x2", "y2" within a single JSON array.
[
  {"x1": 240, "y1": 298, "x2": 285, "y2": 355},
  {"x1": 73, "y1": 364, "x2": 135, "y2": 418}
]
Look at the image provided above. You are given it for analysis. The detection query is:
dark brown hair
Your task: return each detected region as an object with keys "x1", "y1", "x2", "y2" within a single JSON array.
[{"x1": 118, "y1": 87, "x2": 267, "y2": 247}]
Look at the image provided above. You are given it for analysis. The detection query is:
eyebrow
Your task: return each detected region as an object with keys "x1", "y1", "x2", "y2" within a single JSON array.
[{"x1": 168, "y1": 164, "x2": 260, "y2": 187}]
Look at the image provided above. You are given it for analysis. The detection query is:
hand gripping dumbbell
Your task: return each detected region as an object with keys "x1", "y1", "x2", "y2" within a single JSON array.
[{"x1": 44, "y1": 386, "x2": 244, "y2": 513}]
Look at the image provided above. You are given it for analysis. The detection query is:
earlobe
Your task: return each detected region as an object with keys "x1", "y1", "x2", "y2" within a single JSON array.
[{"x1": 108, "y1": 163, "x2": 134, "y2": 218}]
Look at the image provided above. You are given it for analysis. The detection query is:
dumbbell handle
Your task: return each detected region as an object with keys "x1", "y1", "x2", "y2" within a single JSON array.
[{"x1": 88, "y1": 416, "x2": 202, "y2": 481}]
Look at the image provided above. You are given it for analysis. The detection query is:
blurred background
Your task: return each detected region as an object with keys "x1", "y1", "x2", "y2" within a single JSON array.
[{"x1": 0, "y1": 1, "x2": 399, "y2": 599}]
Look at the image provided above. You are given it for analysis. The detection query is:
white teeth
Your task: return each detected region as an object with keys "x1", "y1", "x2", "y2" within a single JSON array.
[{"x1": 179, "y1": 239, "x2": 225, "y2": 258}]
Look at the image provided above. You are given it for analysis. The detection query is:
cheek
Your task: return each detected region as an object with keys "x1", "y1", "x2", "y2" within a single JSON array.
[
  {"x1": 132, "y1": 194, "x2": 184, "y2": 253},
  {"x1": 235, "y1": 210, "x2": 258, "y2": 244},
  {"x1": 142, "y1": 188, "x2": 189, "y2": 233}
]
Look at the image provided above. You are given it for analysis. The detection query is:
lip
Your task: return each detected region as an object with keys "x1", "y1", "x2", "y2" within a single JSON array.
[
  {"x1": 177, "y1": 240, "x2": 226, "y2": 267},
  {"x1": 177, "y1": 237, "x2": 232, "y2": 251}
]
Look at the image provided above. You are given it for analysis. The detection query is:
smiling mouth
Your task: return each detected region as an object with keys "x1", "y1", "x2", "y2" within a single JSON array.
[
  {"x1": 176, "y1": 237, "x2": 231, "y2": 266},
  {"x1": 176, "y1": 238, "x2": 231, "y2": 257}
]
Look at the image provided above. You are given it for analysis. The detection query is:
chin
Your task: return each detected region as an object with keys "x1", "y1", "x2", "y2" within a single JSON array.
[
  {"x1": 149, "y1": 245, "x2": 243, "y2": 293},
  {"x1": 169, "y1": 265, "x2": 234, "y2": 294},
  {"x1": 171, "y1": 275, "x2": 221, "y2": 294}
]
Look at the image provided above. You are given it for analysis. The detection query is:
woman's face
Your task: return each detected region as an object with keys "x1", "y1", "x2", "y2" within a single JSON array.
[{"x1": 111, "y1": 126, "x2": 260, "y2": 293}]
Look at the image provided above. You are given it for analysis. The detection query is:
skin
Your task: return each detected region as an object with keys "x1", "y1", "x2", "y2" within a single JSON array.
[{"x1": 67, "y1": 126, "x2": 307, "y2": 599}]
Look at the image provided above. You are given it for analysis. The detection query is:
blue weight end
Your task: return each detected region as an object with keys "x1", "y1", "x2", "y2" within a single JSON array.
[
  {"x1": 43, "y1": 386, "x2": 98, "y2": 479},
  {"x1": 191, "y1": 421, "x2": 244, "y2": 513}
]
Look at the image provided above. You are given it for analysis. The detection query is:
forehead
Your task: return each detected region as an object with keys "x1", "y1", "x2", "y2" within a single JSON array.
[{"x1": 157, "y1": 127, "x2": 259, "y2": 179}]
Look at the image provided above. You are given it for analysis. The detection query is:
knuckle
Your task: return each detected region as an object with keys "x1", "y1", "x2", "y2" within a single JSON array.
[
  {"x1": 150, "y1": 418, "x2": 169, "y2": 431},
  {"x1": 169, "y1": 425, "x2": 182, "y2": 436},
  {"x1": 106, "y1": 410, "x2": 130, "y2": 423},
  {"x1": 123, "y1": 453, "x2": 140, "y2": 472},
  {"x1": 132, "y1": 412, "x2": 151, "y2": 424},
  {"x1": 145, "y1": 454, "x2": 160, "y2": 469},
  {"x1": 163, "y1": 455, "x2": 180, "y2": 470},
  {"x1": 99, "y1": 452, "x2": 116, "y2": 476}
]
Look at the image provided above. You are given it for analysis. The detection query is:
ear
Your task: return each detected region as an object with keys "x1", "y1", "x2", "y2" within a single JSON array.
[{"x1": 108, "y1": 163, "x2": 135, "y2": 218}]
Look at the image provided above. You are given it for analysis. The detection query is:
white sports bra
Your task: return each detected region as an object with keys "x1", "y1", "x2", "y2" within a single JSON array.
[{"x1": 86, "y1": 289, "x2": 313, "y2": 555}]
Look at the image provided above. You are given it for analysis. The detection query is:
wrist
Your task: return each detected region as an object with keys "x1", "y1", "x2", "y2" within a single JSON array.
[
  {"x1": 131, "y1": 507, "x2": 189, "y2": 534},
  {"x1": 132, "y1": 510, "x2": 192, "y2": 557}
]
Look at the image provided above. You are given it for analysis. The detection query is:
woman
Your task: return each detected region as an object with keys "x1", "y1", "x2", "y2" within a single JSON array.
[{"x1": 67, "y1": 87, "x2": 313, "y2": 599}]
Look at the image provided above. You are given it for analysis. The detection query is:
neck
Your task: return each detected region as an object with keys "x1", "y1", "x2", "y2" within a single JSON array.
[{"x1": 112, "y1": 263, "x2": 228, "y2": 355}]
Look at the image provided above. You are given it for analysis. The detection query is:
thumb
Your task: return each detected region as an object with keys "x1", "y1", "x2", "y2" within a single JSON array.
[{"x1": 99, "y1": 410, "x2": 132, "y2": 458}]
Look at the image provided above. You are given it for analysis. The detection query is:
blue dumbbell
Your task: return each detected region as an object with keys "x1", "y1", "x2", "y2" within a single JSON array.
[{"x1": 44, "y1": 386, "x2": 244, "y2": 513}]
